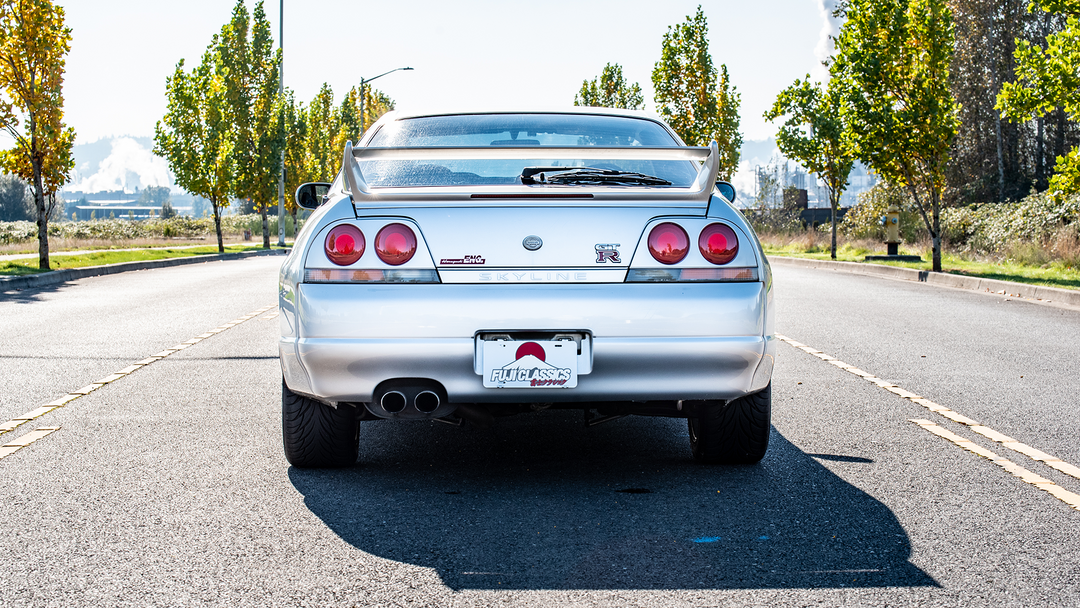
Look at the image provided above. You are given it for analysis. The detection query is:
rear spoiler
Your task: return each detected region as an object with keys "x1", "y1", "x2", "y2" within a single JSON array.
[{"x1": 340, "y1": 141, "x2": 720, "y2": 204}]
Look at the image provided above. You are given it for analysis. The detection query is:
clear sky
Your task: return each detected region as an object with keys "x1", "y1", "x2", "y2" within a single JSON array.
[{"x1": 63, "y1": 0, "x2": 830, "y2": 146}]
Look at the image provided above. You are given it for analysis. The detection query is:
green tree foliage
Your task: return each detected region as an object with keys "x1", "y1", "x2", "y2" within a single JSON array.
[
  {"x1": 574, "y1": 63, "x2": 644, "y2": 110},
  {"x1": 138, "y1": 185, "x2": 171, "y2": 207},
  {"x1": 832, "y1": 0, "x2": 960, "y2": 271},
  {"x1": 155, "y1": 46, "x2": 234, "y2": 253},
  {"x1": 652, "y1": 6, "x2": 742, "y2": 180},
  {"x1": 997, "y1": 0, "x2": 1080, "y2": 199},
  {"x1": 0, "y1": 0, "x2": 75, "y2": 270},
  {"x1": 765, "y1": 77, "x2": 855, "y2": 259},
  {"x1": 220, "y1": 1, "x2": 283, "y2": 249}
]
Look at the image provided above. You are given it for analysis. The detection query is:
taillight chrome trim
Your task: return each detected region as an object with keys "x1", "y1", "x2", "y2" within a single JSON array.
[
  {"x1": 304, "y1": 269, "x2": 440, "y2": 284},
  {"x1": 625, "y1": 267, "x2": 758, "y2": 283}
]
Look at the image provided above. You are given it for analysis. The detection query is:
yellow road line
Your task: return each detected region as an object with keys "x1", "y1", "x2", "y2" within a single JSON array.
[
  {"x1": 0, "y1": 427, "x2": 61, "y2": 461},
  {"x1": 910, "y1": 419, "x2": 1080, "y2": 511},
  {"x1": 777, "y1": 334, "x2": 1080, "y2": 494},
  {"x1": 0, "y1": 305, "x2": 277, "y2": 445}
]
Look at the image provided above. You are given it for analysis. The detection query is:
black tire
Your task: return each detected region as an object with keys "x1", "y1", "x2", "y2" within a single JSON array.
[
  {"x1": 688, "y1": 383, "x2": 771, "y2": 464},
  {"x1": 282, "y1": 379, "x2": 359, "y2": 468}
]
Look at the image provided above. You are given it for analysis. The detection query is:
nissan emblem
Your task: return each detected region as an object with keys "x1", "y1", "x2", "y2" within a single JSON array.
[{"x1": 522, "y1": 235, "x2": 543, "y2": 251}]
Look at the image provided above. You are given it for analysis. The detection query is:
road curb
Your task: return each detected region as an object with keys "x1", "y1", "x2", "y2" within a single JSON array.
[
  {"x1": 770, "y1": 256, "x2": 1080, "y2": 308},
  {"x1": 0, "y1": 248, "x2": 289, "y2": 292}
]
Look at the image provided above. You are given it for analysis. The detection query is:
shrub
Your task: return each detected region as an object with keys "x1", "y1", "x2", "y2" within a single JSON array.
[{"x1": 841, "y1": 182, "x2": 923, "y2": 242}]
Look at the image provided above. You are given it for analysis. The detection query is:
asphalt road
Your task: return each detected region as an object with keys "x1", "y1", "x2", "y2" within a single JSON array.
[{"x1": 1, "y1": 257, "x2": 1078, "y2": 607}]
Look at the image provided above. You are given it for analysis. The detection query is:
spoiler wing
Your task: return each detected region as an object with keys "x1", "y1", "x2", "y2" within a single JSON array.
[{"x1": 341, "y1": 141, "x2": 721, "y2": 204}]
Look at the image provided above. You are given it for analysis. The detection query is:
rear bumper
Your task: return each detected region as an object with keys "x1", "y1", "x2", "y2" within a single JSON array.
[{"x1": 280, "y1": 282, "x2": 774, "y2": 403}]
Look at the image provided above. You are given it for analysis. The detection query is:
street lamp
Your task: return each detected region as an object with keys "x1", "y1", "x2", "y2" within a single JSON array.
[{"x1": 359, "y1": 67, "x2": 413, "y2": 137}]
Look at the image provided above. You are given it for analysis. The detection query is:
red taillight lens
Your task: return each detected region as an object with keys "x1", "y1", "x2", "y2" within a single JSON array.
[
  {"x1": 324, "y1": 224, "x2": 364, "y2": 266},
  {"x1": 698, "y1": 223, "x2": 739, "y2": 265},
  {"x1": 647, "y1": 222, "x2": 689, "y2": 265},
  {"x1": 375, "y1": 223, "x2": 417, "y2": 266}
]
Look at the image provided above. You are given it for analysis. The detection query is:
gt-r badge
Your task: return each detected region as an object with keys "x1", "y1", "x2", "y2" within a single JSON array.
[
  {"x1": 595, "y1": 243, "x2": 621, "y2": 263},
  {"x1": 522, "y1": 235, "x2": 543, "y2": 251}
]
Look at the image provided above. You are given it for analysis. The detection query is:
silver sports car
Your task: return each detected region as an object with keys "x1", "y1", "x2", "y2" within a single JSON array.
[{"x1": 278, "y1": 108, "x2": 775, "y2": 467}]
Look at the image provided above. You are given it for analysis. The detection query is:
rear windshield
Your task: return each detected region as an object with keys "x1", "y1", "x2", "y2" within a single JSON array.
[{"x1": 361, "y1": 113, "x2": 697, "y2": 187}]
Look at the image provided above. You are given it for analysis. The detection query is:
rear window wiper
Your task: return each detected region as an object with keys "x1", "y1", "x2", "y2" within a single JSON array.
[{"x1": 520, "y1": 167, "x2": 672, "y2": 186}]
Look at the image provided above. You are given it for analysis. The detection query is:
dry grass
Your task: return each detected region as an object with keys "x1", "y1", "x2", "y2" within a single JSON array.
[{"x1": 0, "y1": 235, "x2": 255, "y2": 256}]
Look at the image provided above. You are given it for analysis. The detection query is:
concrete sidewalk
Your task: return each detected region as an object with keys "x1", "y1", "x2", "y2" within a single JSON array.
[
  {"x1": 771, "y1": 255, "x2": 1080, "y2": 308},
  {"x1": 0, "y1": 248, "x2": 288, "y2": 293}
]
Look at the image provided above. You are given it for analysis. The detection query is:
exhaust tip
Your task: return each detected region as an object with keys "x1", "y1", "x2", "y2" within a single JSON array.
[
  {"x1": 380, "y1": 391, "x2": 407, "y2": 414},
  {"x1": 415, "y1": 390, "x2": 440, "y2": 413}
]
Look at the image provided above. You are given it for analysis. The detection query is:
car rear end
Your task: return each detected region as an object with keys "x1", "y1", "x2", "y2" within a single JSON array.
[{"x1": 278, "y1": 110, "x2": 775, "y2": 467}]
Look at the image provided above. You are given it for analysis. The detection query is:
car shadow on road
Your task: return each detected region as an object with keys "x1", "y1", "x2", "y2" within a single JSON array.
[{"x1": 288, "y1": 410, "x2": 936, "y2": 591}]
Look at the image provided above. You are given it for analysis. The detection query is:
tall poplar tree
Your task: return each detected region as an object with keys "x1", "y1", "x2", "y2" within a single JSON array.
[
  {"x1": 652, "y1": 5, "x2": 742, "y2": 180},
  {"x1": 575, "y1": 63, "x2": 644, "y2": 110},
  {"x1": 0, "y1": 0, "x2": 75, "y2": 270},
  {"x1": 222, "y1": 1, "x2": 283, "y2": 249},
  {"x1": 832, "y1": 0, "x2": 960, "y2": 271}
]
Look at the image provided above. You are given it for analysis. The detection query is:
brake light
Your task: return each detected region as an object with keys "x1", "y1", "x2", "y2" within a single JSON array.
[
  {"x1": 324, "y1": 225, "x2": 364, "y2": 266},
  {"x1": 375, "y1": 223, "x2": 417, "y2": 265},
  {"x1": 647, "y1": 222, "x2": 689, "y2": 265},
  {"x1": 698, "y1": 223, "x2": 738, "y2": 265}
]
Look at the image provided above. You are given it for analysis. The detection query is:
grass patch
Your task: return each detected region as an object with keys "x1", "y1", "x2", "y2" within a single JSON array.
[
  {"x1": 0, "y1": 244, "x2": 285, "y2": 276},
  {"x1": 762, "y1": 237, "x2": 1080, "y2": 291}
]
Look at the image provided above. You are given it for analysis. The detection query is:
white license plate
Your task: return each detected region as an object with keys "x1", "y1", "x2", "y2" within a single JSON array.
[{"x1": 482, "y1": 340, "x2": 578, "y2": 388}]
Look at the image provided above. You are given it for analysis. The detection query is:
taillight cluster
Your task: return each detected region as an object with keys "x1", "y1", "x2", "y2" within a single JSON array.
[
  {"x1": 647, "y1": 222, "x2": 738, "y2": 265},
  {"x1": 324, "y1": 222, "x2": 417, "y2": 266}
]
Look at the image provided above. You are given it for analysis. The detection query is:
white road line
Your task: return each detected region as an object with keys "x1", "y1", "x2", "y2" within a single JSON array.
[
  {"x1": 0, "y1": 305, "x2": 278, "y2": 453},
  {"x1": 777, "y1": 334, "x2": 1080, "y2": 510}
]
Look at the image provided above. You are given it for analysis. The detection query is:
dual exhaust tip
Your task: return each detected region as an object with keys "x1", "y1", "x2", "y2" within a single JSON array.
[{"x1": 380, "y1": 390, "x2": 441, "y2": 414}]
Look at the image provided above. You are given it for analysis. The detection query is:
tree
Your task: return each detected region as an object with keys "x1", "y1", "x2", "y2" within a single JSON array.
[
  {"x1": 221, "y1": 1, "x2": 284, "y2": 249},
  {"x1": 652, "y1": 5, "x2": 742, "y2": 180},
  {"x1": 281, "y1": 90, "x2": 307, "y2": 229},
  {"x1": 155, "y1": 46, "x2": 233, "y2": 253},
  {"x1": 997, "y1": 0, "x2": 1080, "y2": 198},
  {"x1": 832, "y1": 0, "x2": 960, "y2": 271},
  {"x1": 0, "y1": 0, "x2": 75, "y2": 270},
  {"x1": 574, "y1": 63, "x2": 644, "y2": 110},
  {"x1": 765, "y1": 77, "x2": 855, "y2": 259},
  {"x1": 0, "y1": 172, "x2": 30, "y2": 220}
]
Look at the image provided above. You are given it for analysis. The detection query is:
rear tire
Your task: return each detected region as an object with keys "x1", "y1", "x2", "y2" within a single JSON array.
[
  {"x1": 282, "y1": 379, "x2": 359, "y2": 467},
  {"x1": 688, "y1": 383, "x2": 771, "y2": 464}
]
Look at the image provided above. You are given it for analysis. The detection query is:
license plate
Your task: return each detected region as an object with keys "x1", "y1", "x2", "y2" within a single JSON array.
[{"x1": 482, "y1": 340, "x2": 578, "y2": 388}]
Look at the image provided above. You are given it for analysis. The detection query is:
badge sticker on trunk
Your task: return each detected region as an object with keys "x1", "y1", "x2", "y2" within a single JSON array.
[{"x1": 482, "y1": 340, "x2": 577, "y2": 388}]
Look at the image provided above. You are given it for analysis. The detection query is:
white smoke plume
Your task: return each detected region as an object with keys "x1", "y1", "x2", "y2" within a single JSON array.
[
  {"x1": 812, "y1": 0, "x2": 844, "y2": 83},
  {"x1": 72, "y1": 137, "x2": 174, "y2": 193}
]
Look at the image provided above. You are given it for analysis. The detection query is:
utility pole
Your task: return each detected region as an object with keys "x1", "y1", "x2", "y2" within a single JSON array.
[{"x1": 276, "y1": 0, "x2": 286, "y2": 247}]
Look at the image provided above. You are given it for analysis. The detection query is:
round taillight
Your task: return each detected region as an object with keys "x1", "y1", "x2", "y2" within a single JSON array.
[
  {"x1": 324, "y1": 224, "x2": 364, "y2": 266},
  {"x1": 647, "y1": 222, "x2": 689, "y2": 265},
  {"x1": 698, "y1": 223, "x2": 739, "y2": 265},
  {"x1": 375, "y1": 223, "x2": 417, "y2": 266}
]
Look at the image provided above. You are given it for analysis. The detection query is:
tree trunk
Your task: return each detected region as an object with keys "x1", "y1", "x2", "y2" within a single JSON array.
[
  {"x1": 212, "y1": 201, "x2": 224, "y2": 253},
  {"x1": 830, "y1": 191, "x2": 838, "y2": 260},
  {"x1": 931, "y1": 189, "x2": 942, "y2": 273},
  {"x1": 1036, "y1": 116, "x2": 1045, "y2": 190},
  {"x1": 261, "y1": 203, "x2": 270, "y2": 249},
  {"x1": 32, "y1": 160, "x2": 49, "y2": 271},
  {"x1": 291, "y1": 207, "x2": 297, "y2": 239},
  {"x1": 988, "y1": 14, "x2": 1006, "y2": 202}
]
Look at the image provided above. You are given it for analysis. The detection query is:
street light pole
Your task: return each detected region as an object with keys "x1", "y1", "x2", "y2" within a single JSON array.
[
  {"x1": 276, "y1": 0, "x2": 286, "y2": 247},
  {"x1": 359, "y1": 67, "x2": 413, "y2": 139}
]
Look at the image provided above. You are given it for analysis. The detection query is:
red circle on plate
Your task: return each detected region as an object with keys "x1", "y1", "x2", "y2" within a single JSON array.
[{"x1": 515, "y1": 342, "x2": 546, "y2": 361}]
